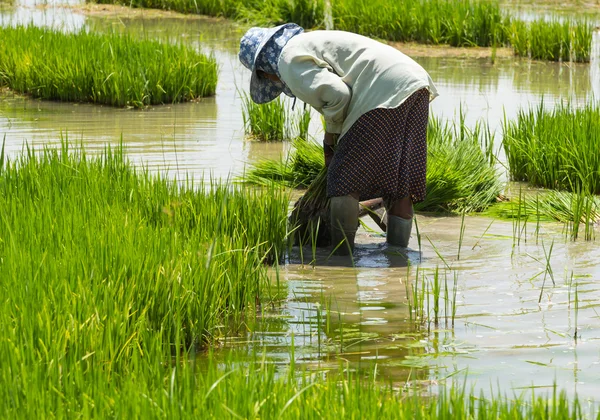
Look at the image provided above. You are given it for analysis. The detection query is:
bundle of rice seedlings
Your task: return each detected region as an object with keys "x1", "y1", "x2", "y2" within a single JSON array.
[
  {"x1": 242, "y1": 137, "x2": 330, "y2": 245},
  {"x1": 245, "y1": 116, "x2": 503, "y2": 247}
]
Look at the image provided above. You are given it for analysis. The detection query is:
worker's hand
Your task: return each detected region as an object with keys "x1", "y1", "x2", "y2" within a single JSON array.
[{"x1": 323, "y1": 132, "x2": 336, "y2": 168}]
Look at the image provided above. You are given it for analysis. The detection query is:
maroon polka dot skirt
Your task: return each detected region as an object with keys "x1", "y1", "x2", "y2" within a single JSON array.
[{"x1": 327, "y1": 88, "x2": 430, "y2": 204}]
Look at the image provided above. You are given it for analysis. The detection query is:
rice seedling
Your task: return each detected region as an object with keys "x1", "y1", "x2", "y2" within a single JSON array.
[
  {"x1": 0, "y1": 25, "x2": 218, "y2": 107},
  {"x1": 241, "y1": 94, "x2": 313, "y2": 142},
  {"x1": 431, "y1": 267, "x2": 442, "y2": 326},
  {"x1": 457, "y1": 210, "x2": 466, "y2": 260},
  {"x1": 503, "y1": 102, "x2": 600, "y2": 195},
  {"x1": 574, "y1": 282, "x2": 579, "y2": 342},
  {"x1": 538, "y1": 240, "x2": 556, "y2": 304}
]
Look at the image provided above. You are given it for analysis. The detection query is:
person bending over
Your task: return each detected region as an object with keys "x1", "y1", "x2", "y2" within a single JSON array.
[{"x1": 239, "y1": 23, "x2": 438, "y2": 254}]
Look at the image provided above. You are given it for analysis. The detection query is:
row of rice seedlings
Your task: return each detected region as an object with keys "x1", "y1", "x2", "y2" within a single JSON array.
[
  {"x1": 88, "y1": 0, "x2": 325, "y2": 28},
  {"x1": 331, "y1": 0, "x2": 593, "y2": 62},
  {"x1": 0, "y1": 138, "x2": 290, "y2": 405},
  {"x1": 503, "y1": 102, "x2": 600, "y2": 195},
  {"x1": 245, "y1": 115, "x2": 502, "y2": 214},
  {"x1": 332, "y1": 0, "x2": 508, "y2": 48},
  {"x1": 0, "y1": 25, "x2": 217, "y2": 107},
  {"x1": 241, "y1": 94, "x2": 313, "y2": 141},
  {"x1": 86, "y1": 0, "x2": 593, "y2": 62}
]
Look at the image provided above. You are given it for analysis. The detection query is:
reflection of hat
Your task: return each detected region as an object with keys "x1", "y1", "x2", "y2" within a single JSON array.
[{"x1": 239, "y1": 23, "x2": 303, "y2": 104}]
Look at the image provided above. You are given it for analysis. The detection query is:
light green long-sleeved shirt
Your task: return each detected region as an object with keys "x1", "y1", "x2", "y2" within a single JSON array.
[{"x1": 278, "y1": 31, "x2": 438, "y2": 138}]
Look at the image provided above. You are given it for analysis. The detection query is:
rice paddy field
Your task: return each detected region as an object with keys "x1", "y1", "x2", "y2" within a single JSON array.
[{"x1": 1, "y1": 0, "x2": 600, "y2": 417}]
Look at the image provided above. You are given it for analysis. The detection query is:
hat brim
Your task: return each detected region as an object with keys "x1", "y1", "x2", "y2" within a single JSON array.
[
  {"x1": 249, "y1": 70, "x2": 285, "y2": 104},
  {"x1": 247, "y1": 23, "x2": 299, "y2": 104}
]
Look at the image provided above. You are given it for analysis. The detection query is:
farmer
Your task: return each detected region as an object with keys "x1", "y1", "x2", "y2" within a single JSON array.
[{"x1": 239, "y1": 24, "x2": 438, "y2": 254}]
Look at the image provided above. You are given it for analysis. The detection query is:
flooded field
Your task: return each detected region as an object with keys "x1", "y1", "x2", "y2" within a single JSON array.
[{"x1": 1, "y1": 0, "x2": 599, "y2": 413}]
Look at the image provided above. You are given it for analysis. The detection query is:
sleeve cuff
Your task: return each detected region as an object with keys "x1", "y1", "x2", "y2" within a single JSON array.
[{"x1": 325, "y1": 120, "x2": 343, "y2": 134}]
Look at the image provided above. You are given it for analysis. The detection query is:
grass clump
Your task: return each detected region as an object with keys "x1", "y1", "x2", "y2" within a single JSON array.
[
  {"x1": 0, "y1": 25, "x2": 218, "y2": 107},
  {"x1": 503, "y1": 103, "x2": 600, "y2": 194},
  {"x1": 486, "y1": 189, "x2": 599, "y2": 240},
  {"x1": 420, "y1": 117, "x2": 502, "y2": 213}
]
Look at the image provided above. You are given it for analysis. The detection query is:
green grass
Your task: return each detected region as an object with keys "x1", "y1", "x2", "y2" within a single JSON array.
[
  {"x1": 245, "y1": 116, "x2": 502, "y2": 214},
  {"x1": 0, "y1": 140, "x2": 292, "y2": 414},
  {"x1": 485, "y1": 189, "x2": 599, "y2": 240},
  {"x1": 0, "y1": 141, "x2": 593, "y2": 416},
  {"x1": 332, "y1": 0, "x2": 593, "y2": 62},
  {"x1": 503, "y1": 103, "x2": 600, "y2": 195},
  {"x1": 0, "y1": 25, "x2": 218, "y2": 107}
]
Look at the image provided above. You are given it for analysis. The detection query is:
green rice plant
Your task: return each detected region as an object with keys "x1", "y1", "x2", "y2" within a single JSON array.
[
  {"x1": 503, "y1": 103, "x2": 600, "y2": 194},
  {"x1": 331, "y1": 0, "x2": 509, "y2": 47},
  {"x1": 242, "y1": 94, "x2": 289, "y2": 141},
  {"x1": 0, "y1": 25, "x2": 217, "y2": 107},
  {"x1": 507, "y1": 18, "x2": 594, "y2": 62},
  {"x1": 296, "y1": 108, "x2": 312, "y2": 140}
]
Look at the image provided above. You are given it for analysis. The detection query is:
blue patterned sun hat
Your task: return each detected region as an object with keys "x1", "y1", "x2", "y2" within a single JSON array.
[{"x1": 239, "y1": 23, "x2": 304, "y2": 104}]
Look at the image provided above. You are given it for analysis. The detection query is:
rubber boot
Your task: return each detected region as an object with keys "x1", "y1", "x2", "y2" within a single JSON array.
[
  {"x1": 386, "y1": 215, "x2": 413, "y2": 247},
  {"x1": 330, "y1": 195, "x2": 359, "y2": 255}
]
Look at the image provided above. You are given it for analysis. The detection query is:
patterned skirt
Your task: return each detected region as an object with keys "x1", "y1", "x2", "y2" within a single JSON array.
[{"x1": 327, "y1": 88, "x2": 430, "y2": 204}]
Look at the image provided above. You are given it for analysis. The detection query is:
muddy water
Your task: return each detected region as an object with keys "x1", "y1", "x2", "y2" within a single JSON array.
[
  {"x1": 224, "y1": 216, "x2": 600, "y2": 405},
  {"x1": 1, "y1": 0, "x2": 600, "y2": 407}
]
